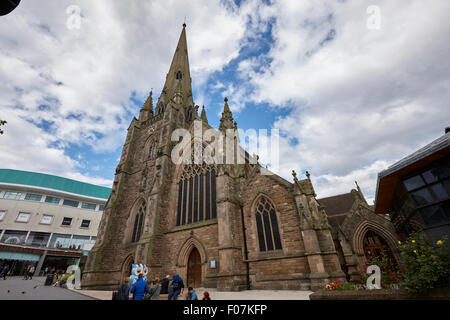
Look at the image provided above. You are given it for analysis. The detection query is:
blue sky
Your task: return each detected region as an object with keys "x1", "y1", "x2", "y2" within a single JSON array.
[{"x1": 1, "y1": 0, "x2": 449, "y2": 203}]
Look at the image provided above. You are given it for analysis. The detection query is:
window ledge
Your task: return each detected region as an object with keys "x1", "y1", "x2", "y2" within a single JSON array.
[{"x1": 166, "y1": 218, "x2": 218, "y2": 233}]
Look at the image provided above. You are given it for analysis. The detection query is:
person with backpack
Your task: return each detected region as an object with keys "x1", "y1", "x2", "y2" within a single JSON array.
[{"x1": 168, "y1": 274, "x2": 184, "y2": 300}]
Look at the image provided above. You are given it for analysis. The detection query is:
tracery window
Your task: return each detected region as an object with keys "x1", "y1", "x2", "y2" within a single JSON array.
[
  {"x1": 131, "y1": 201, "x2": 146, "y2": 242},
  {"x1": 148, "y1": 143, "x2": 156, "y2": 160},
  {"x1": 255, "y1": 196, "x2": 282, "y2": 251},
  {"x1": 176, "y1": 163, "x2": 217, "y2": 226},
  {"x1": 176, "y1": 71, "x2": 183, "y2": 80}
]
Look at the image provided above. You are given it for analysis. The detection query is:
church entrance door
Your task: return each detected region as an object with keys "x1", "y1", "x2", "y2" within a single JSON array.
[{"x1": 187, "y1": 247, "x2": 202, "y2": 288}]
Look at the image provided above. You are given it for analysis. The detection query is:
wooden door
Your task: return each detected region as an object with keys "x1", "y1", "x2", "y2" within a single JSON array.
[{"x1": 187, "y1": 248, "x2": 202, "y2": 288}]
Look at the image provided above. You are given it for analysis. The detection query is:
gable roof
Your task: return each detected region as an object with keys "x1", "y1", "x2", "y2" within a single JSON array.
[
  {"x1": 318, "y1": 192, "x2": 357, "y2": 227},
  {"x1": 0, "y1": 169, "x2": 111, "y2": 200}
]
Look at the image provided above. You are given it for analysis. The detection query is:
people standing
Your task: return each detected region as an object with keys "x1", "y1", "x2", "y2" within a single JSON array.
[
  {"x1": 148, "y1": 277, "x2": 162, "y2": 300},
  {"x1": 160, "y1": 275, "x2": 170, "y2": 294},
  {"x1": 117, "y1": 277, "x2": 131, "y2": 300},
  {"x1": 0, "y1": 265, "x2": 8, "y2": 280},
  {"x1": 28, "y1": 265, "x2": 35, "y2": 280},
  {"x1": 202, "y1": 291, "x2": 211, "y2": 300},
  {"x1": 43, "y1": 267, "x2": 49, "y2": 276},
  {"x1": 23, "y1": 265, "x2": 30, "y2": 280},
  {"x1": 168, "y1": 274, "x2": 184, "y2": 300},
  {"x1": 130, "y1": 273, "x2": 148, "y2": 300}
]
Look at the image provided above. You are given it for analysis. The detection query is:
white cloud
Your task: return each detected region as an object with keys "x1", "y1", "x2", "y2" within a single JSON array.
[
  {"x1": 239, "y1": 0, "x2": 450, "y2": 200},
  {"x1": 0, "y1": 0, "x2": 265, "y2": 184}
]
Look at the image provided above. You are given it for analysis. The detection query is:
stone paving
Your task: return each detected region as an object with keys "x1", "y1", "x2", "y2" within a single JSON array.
[
  {"x1": 0, "y1": 276, "x2": 95, "y2": 300},
  {"x1": 72, "y1": 287, "x2": 313, "y2": 300}
]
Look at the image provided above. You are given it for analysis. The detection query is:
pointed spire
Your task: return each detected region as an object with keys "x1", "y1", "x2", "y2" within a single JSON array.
[
  {"x1": 139, "y1": 90, "x2": 153, "y2": 121},
  {"x1": 219, "y1": 97, "x2": 234, "y2": 131},
  {"x1": 159, "y1": 23, "x2": 193, "y2": 107},
  {"x1": 142, "y1": 90, "x2": 153, "y2": 112},
  {"x1": 201, "y1": 105, "x2": 208, "y2": 123}
]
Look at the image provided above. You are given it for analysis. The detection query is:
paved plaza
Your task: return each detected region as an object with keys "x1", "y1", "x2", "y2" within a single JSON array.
[
  {"x1": 0, "y1": 276, "x2": 312, "y2": 300},
  {"x1": 0, "y1": 276, "x2": 95, "y2": 300},
  {"x1": 73, "y1": 287, "x2": 313, "y2": 300}
]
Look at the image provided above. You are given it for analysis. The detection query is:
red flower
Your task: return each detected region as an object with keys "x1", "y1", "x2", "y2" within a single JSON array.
[
  {"x1": 391, "y1": 275, "x2": 396, "y2": 279},
  {"x1": 364, "y1": 268, "x2": 367, "y2": 273}
]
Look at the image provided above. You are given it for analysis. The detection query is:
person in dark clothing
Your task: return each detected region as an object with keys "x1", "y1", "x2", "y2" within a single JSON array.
[
  {"x1": 160, "y1": 275, "x2": 170, "y2": 294},
  {"x1": 202, "y1": 291, "x2": 211, "y2": 300},
  {"x1": 0, "y1": 265, "x2": 9, "y2": 280},
  {"x1": 117, "y1": 277, "x2": 131, "y2": 300},
  {"x1": 130, "y1": 274, "x2": 148, "y2": 300},
  {"x1": 168, "y1": 274, "x2": 184, "y2": 300}
]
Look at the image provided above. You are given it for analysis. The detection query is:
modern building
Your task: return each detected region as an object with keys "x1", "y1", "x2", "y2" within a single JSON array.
[
  {"x1": 375, "y1": 128, "x2": 450, "y2": 244},
  {"x1": 0, "y1": 169, "x2": 111, "y2": 276}
]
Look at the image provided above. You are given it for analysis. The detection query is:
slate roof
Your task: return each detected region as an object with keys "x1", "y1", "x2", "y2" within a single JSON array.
[
  {"x1": 318, "y1": 192, "x2": 357, "y2": 227},
  {"x1": 379, "y1": 131, "x2": 450, "y2": 179}
]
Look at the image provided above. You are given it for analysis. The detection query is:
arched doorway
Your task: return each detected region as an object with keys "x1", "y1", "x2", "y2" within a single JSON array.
[
  {"x1": 363, "y1": 230, "x2": 397, "y2": 271},
  {"x1": 121, "y1": 256, "x2": 134, "y2": 283},
  {"x1": 187, "y1": 247, "x2": 202, "y2": 288}
]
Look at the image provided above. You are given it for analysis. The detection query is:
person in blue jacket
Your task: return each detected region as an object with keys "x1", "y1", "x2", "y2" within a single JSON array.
[
  {"x1": 168, "y1": 274, "x2": 184, "y2": 300},
  {"x1": 188, "y1": 287, "x2": 198, "y2": 300},
  {"x1": 130, "y1": 273, "x2": 148, "y2": 300}
]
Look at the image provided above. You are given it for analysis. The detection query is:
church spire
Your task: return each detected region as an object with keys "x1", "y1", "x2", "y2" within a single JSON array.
[
  {"x1": 201, "y1": 105, "x2": 208, "y2": 124},
  {"x1": 219, "y1": 97, "x2": 234, "y2": 131},
  {"x1": 160, "y1": 23, "x2": 193, "y2": 107},
  {"x1": 139, "y1": 90, "x2": 153, "y2": 121}
]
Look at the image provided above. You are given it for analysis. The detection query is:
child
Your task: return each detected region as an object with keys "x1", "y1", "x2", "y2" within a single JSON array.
[{"x1": 202, "y1": 291, "x2": 211, "y2": 300}]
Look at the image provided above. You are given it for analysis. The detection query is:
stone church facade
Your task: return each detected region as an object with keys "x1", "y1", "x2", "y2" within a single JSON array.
[{"x1": 81, "y1": 25, "x2": 399, "y2": 291}]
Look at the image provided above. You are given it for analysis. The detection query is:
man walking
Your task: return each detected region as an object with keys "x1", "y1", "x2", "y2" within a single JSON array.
[
  {"x1": 0, "y1": 265, "x2": 9, "y2": 280},
  {"x1": 28, "y1": 265, "x2": 35, "y2": 280}
]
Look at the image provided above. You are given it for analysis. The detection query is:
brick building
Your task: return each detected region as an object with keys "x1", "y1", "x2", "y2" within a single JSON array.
[{"x1": 81, "y1": 24, "x2": 398, "y2": 291}]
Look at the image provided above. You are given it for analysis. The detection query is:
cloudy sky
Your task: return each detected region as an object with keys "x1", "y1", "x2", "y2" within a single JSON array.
[{"x1": 1, "y1": 0, "x2": 449, "y2": 203}]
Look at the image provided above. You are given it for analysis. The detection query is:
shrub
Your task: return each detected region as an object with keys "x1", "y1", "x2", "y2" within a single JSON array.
[{"x1": 398, "y1": 233, "x2": 450, "y2": 293}]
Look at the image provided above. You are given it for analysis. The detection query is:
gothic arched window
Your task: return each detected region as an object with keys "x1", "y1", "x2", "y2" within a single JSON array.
[
  {"x1": 255, "y1": 196, "x2": 282, "y2": 251},
  {"x1": 132, "y1": 202, "x2": 147, "y2": 243},
  {"x1": 176, "y1": 163, "x2": 217, "y2": 226},
  {"x1": 148, "y1": 143, "x2": 156, "y2": 160},
  {"x1": 176, "y1": 71, "x2": 182, "y2": 80}
]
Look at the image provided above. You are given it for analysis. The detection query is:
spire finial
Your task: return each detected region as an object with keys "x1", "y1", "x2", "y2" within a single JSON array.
[
  {"x1": 183, "y1": 16, "x2": 186, "y2": 28},
  {"x1": 219, "y1": 97, "x2": 234, "y2": 131}
]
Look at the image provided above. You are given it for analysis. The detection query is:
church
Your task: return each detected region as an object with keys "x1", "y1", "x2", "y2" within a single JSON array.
[{"x1": 81, "y1": 24, "x2": 400, "y2": 291}]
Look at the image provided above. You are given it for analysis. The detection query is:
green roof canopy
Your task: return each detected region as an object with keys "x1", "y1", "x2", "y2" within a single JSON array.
[{"x1": 0, "y1": 169, "x2": 111, "y2": 200}]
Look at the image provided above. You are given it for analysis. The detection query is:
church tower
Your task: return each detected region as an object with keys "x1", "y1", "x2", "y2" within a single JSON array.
[
  {"x1": 82, "y1": 23, "x2": 345, "y2": 291},
  {"x1": 82, "y1": 24, "x2": 202, "y2": 289}
]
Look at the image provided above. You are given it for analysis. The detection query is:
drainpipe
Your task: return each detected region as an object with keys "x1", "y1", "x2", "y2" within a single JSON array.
[{"x1": 240, "y1": 205, "x2": 251, "y2": 290}]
